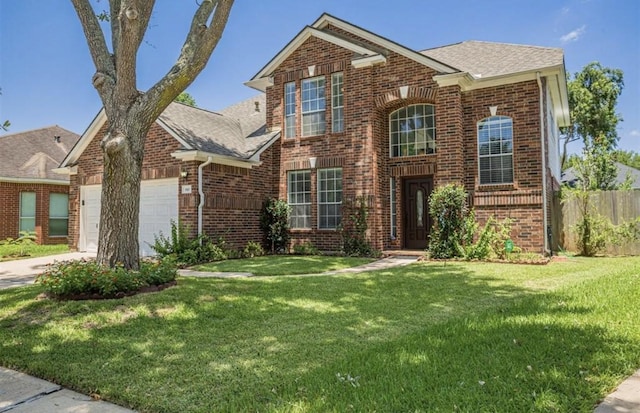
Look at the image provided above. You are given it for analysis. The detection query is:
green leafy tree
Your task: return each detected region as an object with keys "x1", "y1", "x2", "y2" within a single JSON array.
[
  {"x1": 175, "y1": 91, "x2": 197, "y2": 107},
  {"x1": 560, "y1": 62, "x2": 624, "y2": 190},
  {"x1": 71, "y1": 0, "x2": 233, "y2": 269},
  {"x1": 613, "y1": 149, "x2": 640, "y2": 170}
]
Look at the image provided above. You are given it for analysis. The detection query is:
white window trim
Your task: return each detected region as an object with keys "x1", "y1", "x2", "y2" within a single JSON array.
[
  {"x1": 331, "y1": 72, "x2": 344, "y2": 133},
  {"x1": 287, "y1": 170, "x2": 311, "y2": 229},
  {"x1": 301, "y1": 76, "x2": 326, "y2": 137},
  {"x1": 317, "y1": 167, "x2": 342, "y2": 230},
  {"x1": 284, "y1": 81, "x2": 296, "y2": 139},
  {"x1": 477, "y1": 116, "x2": 514, "y2": 185}
]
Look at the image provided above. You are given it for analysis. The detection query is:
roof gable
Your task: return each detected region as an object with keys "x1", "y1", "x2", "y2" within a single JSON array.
[
  {"x1": 245, "y1": 13, "x2": 457, "y2": 91},
  {"x1": 0, "y1": 125, "x2": 80, "y2": 182}
]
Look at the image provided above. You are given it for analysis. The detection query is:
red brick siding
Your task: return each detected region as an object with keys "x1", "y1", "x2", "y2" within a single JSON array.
[
  {"x1": 0, "y1": 181, "x2": 70, "y2": 244},
  {"x1": 264, "y1": 26, "x2": 549, "y2": 253}
]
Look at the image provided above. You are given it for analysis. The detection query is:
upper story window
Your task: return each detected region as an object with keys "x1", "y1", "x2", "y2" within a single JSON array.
[
  {"x1": 478, "y1": 116, "x2": 514, "y2": 185},
  {"x1": 284, "y1": 81, "x2": 296, "y2": 138},
  {"x1": 331, "y1": 72, "x2": 344, "y2": 133},
  {"x1": 301, "y1": 76, "x2": 326, "y2": 136},
  {"x1": 389, "y1": 104, "x2": 436, "y2": 157}
]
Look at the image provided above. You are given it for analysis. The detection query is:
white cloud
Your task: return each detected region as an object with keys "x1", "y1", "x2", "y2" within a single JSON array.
[
  {"x1": 560, "y1": 25, "x2": 587, "y2": 43},
  {"x1": 630, "y1": 130, "x2": 640, "y2": 137},
  {"x1": 561, "y1": 6, "x2": 570, "y2": 14}
]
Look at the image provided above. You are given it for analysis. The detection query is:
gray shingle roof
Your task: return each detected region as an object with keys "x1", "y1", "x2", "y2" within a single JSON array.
[
  {"x1": 421, "y1": 41, "x2": 564, "y2": 78},
  {"x1": 562, "y1": 162, "x2": 640, "y2": 189},
  {"x1": 158, "y1": 94, "x2": 277, "y2": 159},
  {"x1": 0, "y1": 125, "x2": 80, "y2": 181}
]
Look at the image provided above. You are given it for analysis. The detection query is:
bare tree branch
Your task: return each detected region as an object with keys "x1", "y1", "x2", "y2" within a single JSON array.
[
  {"x1": 142, "y1": 0, "x2": 233, "y2": 119},
  {"x1": 70, "y1": 0, "x2": 115, "y2": 100}
]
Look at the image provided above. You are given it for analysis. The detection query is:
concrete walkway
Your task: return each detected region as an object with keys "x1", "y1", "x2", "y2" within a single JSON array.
[
  {"x1": 0, "y1": 252, "x2": 95, "y2": 290},
  {"x1": 0, "y1": 253, "x2": 638, "y2": 412}
]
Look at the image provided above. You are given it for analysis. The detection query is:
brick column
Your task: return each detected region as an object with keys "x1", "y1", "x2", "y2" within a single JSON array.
[{"x1": 435, "y1": 85, "x2": 464, "y2": 186}]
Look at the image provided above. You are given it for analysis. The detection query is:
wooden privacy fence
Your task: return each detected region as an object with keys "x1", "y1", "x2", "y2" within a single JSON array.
[{"x1": 560, "y1": 190, "x2": 640, "y2": 255}]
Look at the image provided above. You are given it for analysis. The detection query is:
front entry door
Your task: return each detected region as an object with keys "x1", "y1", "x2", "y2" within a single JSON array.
[{"x1": 403, "y1": 177, "x2": 433, "y2": 249}]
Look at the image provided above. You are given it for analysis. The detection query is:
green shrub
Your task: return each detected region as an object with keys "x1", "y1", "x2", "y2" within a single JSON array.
[
  {"x1": 151, "y1": 221, "x2": 229, "y2": 265},
  {"x1": 428, "y1": 184, "x2": 471, "y2": 259},
  {"x1": 0, "y1": 231, "x2": 37, "y2": 257},
  {"x1": 242, "y1": 241, "x2": 265, "y2": 258},
  {"x1": 340, "y1": 196, "x2": 378, "y2": 257},
  {"x1": 260, "y1": 198, "x2": 290, "y2": 253},
  {"x1": 36, "y1": 256, "x2": 177, "y2": 298},
  {"x1": 292, "y1": 241, "x2": 320, "y2": 255}
]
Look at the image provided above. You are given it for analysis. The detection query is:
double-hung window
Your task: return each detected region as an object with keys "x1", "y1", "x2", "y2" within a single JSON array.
[
  {"x1": 288, "y1": 170, "x2": 311, "y2": 229},
  {"x1": 19, "y1": 192, "x2": 36, "y2": 233},
  {"x1": 49, "y1": 193, "x2": 69, "y2": 236},
  {"x1": 318, "y1": 168, "x2": 342, "y2": 229},
  {"x1": 331, "y1": 72, "x2": 344, "y2": 133},
  {"x1": 301, "y1": 76, "x2": 326, "y2": 136},
  {"x1": 284, "y1": 81, "x2": 296, "y2": 138},
  {"x1": 478, "y1": 116, "x2": 514, "y2": 185}
]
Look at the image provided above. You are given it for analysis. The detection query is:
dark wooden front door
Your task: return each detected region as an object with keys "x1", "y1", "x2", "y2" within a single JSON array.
[{"x1": 403, "y1": 177, "x2": 433, "y2": 249}]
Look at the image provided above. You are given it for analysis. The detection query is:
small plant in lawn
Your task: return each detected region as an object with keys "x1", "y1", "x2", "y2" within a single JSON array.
[
  {"x1": 36, "y1": 256, "x2": 177, "y2": 299},
  {"x1": 242, "y1": 241, "x2": 265, "y2": 258},
  {"x1": 292, "y1": 241, "x2": 320, "y2": 255}
]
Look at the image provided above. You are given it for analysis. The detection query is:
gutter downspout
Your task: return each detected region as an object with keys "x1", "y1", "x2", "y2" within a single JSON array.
[
  {"x1": 536, "y1": 72, "x2": 550, "y2": 255},
  {"x1": 198, "y1": 157, "x2": 214, "y2": 239}
]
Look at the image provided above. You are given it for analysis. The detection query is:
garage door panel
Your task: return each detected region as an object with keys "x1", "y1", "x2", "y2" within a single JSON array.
[{"x1": 80, "y1": 178, "x2": 178, "y2": 256}]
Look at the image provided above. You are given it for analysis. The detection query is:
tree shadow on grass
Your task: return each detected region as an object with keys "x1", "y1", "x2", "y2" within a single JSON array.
[{"x1": 0, "y1": 262, "x2": 637, "y2": 412}]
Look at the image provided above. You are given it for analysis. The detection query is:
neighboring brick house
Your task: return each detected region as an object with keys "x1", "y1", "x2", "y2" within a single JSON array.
[
  {"x1": 57, "y1": 98, "x2": 280, "y2": 255},
  {"x1": 0, "y1": 126, "x2": 80, "y2": 244},
  {"x1": 59, "y1": 13, "x2": 569, "y2": 255},
  {"x1": 245, "y1": 13, "x2": 569, "y2": 253}
]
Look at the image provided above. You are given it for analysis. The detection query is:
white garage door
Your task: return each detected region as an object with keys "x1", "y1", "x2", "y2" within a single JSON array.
[{"x1": 80, "y1": 178, "x2": 179, "y2": 256}]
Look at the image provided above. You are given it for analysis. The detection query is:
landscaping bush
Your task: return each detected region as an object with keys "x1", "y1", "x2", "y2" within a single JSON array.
[
  {"x1": 151, "y1": 221, "x2": 229, "y2": 266},
  {"x1": 428, "y1": 184, "x2": 472, "y2": 259},
  {"x1": 36, "y1": 256, "x2": 177, "y2": 298},
  {"x1": 0, "y1": 231, "x2": 37, "y2": 258},
  {"x1": 340, "y1": 196, "x2": 378, "y2": 257},
  {"x1": 292, "y1": 241, "x2": 320, "y2": 255},
  {"x1": 260, "y1": 198, "x2": 290, "y2": 253},
  {"x1": 242, "y1": 241, "x2": 265, "y2": 258}
]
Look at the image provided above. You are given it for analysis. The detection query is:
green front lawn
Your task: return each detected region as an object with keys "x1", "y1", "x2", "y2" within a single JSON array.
[
  {"x1": 192, "y1": 255, "x2": 374, "y2": 276},
  {"x1": 0, "y1": 243, "x2": 69, "y2": 261},
  {"x1": 1, "y1": 257, "x2": 639, "y2": 412}
]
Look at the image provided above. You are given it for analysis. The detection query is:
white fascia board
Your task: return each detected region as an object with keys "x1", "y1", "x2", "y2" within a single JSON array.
[
  {"x1": 433, "y1": 72, "x2": 474, "y2": 89},
  {"x1": 351, "y1": 54, "x2": 387, "y2": 68},
  {"x1": 249, "y1": 132, "x2": 281, "y2": 163},
  {"x1": 171, "y1": 150, "x2": 257, "y2": 169},
  {"x1": 0, "y1": 177, "x2": 70, "y2": 185},
  {"x1": 312, "y1": 14, "x2": 457, "y2": 74},
  {"x1": 52, "y1": 166, "x2": 78, "y2": 175},
  {"x1": 246, "y1": 26, "x2": 380, "y2": 92},
  {"x1": 547, "y1": 65, "x2": 571, "y2": 127},
  {"x1": 59, "y1": 109, "x2": 106, "y2": 167}
]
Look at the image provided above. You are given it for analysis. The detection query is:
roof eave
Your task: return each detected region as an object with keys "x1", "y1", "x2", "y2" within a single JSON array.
[
  {"x1": 171, "y1": 150, "x2": 258, "y2": 169},
  {"x1": 0, "y1": 176, "x2": 70, "y2": 185},
  {"x1": 59, "y1": 109, "x2": 106, "y2": 167},
  {"x1": 248, "y1": 131, "x2": 282, "y2": 162}
]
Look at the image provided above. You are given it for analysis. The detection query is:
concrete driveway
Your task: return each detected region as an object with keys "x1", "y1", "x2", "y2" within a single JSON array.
[{"x1": 0, "y1": 252, "x2": 95, "y2": 290}]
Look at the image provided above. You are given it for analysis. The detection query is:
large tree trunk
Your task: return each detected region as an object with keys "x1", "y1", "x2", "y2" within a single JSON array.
[
  {"x1": 97, "y1": 113, "x2": 148, "y2": 269},
  {"x1": 71, "y1": 0, "x2": 234, "y2": 269}
]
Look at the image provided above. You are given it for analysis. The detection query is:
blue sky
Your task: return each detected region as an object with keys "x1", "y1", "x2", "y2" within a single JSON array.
[{"x1": 1, "y1": 0, "x2": 639, "y2": 154}]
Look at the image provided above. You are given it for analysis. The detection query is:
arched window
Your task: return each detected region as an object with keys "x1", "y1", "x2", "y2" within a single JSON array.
[
  {"x1": 389, "y1": 104, "x2": 436, "y2": 157},
  {"x1": 478, "y1": 116, "x2": 513, "y2": 185}
]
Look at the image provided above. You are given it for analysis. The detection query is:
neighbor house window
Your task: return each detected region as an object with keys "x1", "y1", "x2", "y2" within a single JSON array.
[
  {"x1": 390, "y1": 104, "x2": 436, "y2": 157},
  {"x1": 478, "y1": 116, "x2": 514, "y2": 185},
  {"x1": 288, "y1": 170, "x2": 311, "y2": 229},
  {"x1": 301, "y1": 76, "x2": 326, "y2": 136},
  {"x1": 331, "y1": 72, "x2": 344, "y2": 133},
  {"x1": 284, "y1": 81, "x2": 296, "y2": 138},
  {"x1": 318, "y1": 168, "x2": 342, "y2": 229},
  {"x1": 49, "y1": 193, "x2": 69, "y2": 237},
  {"x1": 19, "y1": 192, "x2": 36, "y2": 233},
  {"x1": 390, "y1": 177, "x2": 397, "y2": 238}
]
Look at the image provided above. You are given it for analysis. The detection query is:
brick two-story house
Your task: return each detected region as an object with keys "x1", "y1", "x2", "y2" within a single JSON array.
[{"x1": 60, "y1": 13, "x2": 568, "y2": 255}]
